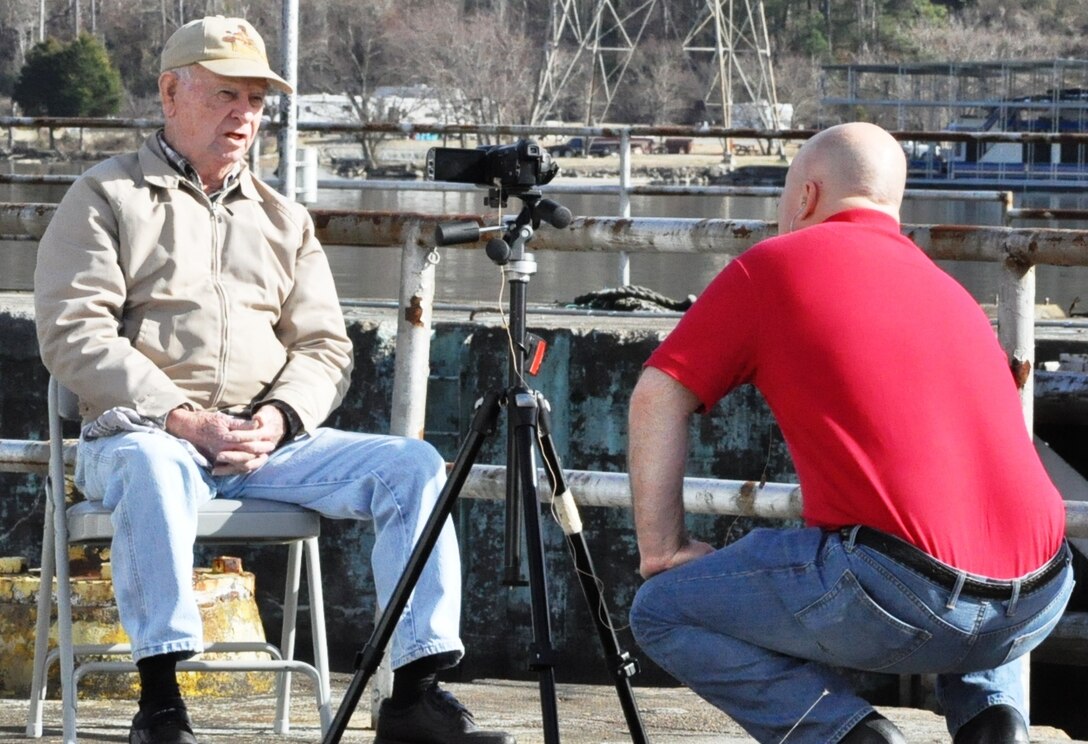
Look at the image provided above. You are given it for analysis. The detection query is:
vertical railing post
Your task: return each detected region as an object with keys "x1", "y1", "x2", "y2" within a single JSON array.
[
  {"x1": 997, "y1": 254, "x2": 1036, "y2": 709},
  {"x1": 297, "y1": 147, "x2": 318, "y2": 204},
  {"x1": 277, "y1": 0, "x2": 299, "y2": 200},
  {"x1": 390, "y1": 223, "x2": 436, "y2": 440},
  {"x1": 997, "y1": 257, "x2": 1036, "y2": 429},
  {"x1": 616, "y1": 130, "x2": 632, "y2": 286},
  {"x1": 1001, "y1": 190, "x2": 1014, "y2": 227}
]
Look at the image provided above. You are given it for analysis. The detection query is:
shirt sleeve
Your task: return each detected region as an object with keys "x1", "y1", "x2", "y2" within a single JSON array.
[{"x1": 645, "y1": 255, "x2": 762, "y2": 411}]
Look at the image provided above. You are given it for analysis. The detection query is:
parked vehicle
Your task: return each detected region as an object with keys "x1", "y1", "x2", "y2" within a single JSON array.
[
  {"x1": 663, "y1": 137, "x2": 693, "y2": 154},
  {"x1": 547, "y1": 136, "x2": 656, "y2": 157}
]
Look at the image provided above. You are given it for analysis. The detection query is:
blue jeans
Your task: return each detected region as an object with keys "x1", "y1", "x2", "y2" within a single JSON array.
[
  {"x1": 75, "y1": 427, "x2": 464, "y2": 669},
  {"x1": 629, "y1": 526, "x2": 1073, "y2": 744}
]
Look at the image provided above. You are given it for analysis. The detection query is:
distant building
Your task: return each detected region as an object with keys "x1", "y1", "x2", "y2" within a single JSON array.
[
  {"x1": 278, "y1": 86, "x2": 466, "y2": 126},
  {"x1": 370, "y1": 84, "x2": 465, "y2": 125},
  {"x1": 295, "y1": 93, "x2": 357, "y2": 124}
]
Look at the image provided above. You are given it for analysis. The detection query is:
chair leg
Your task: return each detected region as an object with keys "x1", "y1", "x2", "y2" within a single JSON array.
[
  {"x1": 273, "y1": 541, "x2": 304, "y2": 734},
  {"x1": 304, "y1": 536, "x2": 332, "y2": 733},
  {"x1": 26, "y1": 484, "x2": 57, "y2": 738},
  {"x1": 54, "y1": 503, "x2": 79, "y2": 743},
  {"x1": 40, "y1": 376, "x2": 80, "y2": 743}
]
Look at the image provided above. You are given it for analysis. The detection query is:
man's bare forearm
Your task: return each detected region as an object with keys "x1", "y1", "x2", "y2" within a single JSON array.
[{"x1": 628, "y1": 367, "x2": 712, "y2": 577}]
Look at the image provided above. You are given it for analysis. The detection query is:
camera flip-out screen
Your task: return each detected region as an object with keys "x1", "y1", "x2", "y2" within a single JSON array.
[{"x1": 426, "y1": 147, "x2": 490, "y2": 184}]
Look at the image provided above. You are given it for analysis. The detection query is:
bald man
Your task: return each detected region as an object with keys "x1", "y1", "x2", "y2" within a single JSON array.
[{"x1": 627, "y1": 122, "x2": 1071, "y2": 744}]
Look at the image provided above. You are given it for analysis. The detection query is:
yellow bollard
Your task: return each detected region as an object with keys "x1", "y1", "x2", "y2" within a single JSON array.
[{"x1": 0, "y1": 550, "x2": 275, "y2": 699}]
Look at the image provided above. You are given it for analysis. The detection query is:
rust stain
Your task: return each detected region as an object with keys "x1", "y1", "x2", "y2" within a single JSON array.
[
  {"x1": 405, "y1": 295, "x2": 425, "y2": 327},
  {"x1": 211, "y1": 556, "x2": 244, "y2": 574},
  {"x1": 1004, "y1": 254, "x2": 1032, "y2": 271},
  {"x1": 1010, "y1": 357, "x2": 1032, "y2": 389},
  {"x1": 737, "y1": 481, "x2": 758, "y2": 514},
  {"x1": 609, "y1": 218, "x2": 634, "y2": 236},
  {"x1": 925, "y1": 225, "x2": 973, "y2": 242}
]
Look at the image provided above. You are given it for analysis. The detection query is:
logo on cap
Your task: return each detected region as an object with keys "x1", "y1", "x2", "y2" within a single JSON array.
[{"x1": 222, "y1": 25, "x2": 262, "y2": 60}]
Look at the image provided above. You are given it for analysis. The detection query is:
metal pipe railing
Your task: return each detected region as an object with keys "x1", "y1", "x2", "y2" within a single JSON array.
[
  {"x1": 9, "y1": 116, "x2": 1088, "y2": 144},
  {"x1": 13, "y1": 205, "x2": 1088, "y2": 261},
  {"x1": 4, "y1": 442, "x2": 1088, "y2": 539}
]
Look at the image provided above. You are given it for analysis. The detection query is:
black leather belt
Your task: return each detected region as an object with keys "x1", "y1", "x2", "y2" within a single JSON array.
[{"x1": 843, "y1": 526, "x2": 1070, "y2": 600}]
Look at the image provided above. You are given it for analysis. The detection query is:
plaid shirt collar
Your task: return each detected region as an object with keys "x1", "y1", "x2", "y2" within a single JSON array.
[{"x1": 156, "y1": 129, "x2": 241, "y2": 201}]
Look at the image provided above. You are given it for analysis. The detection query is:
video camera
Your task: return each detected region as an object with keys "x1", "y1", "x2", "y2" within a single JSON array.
[
  {"x1": 427, "y1": 137, "x2": 571, "y2": 255},
  {"x1": 426, "y1": 139, "x2": 559, "y2": 199}
]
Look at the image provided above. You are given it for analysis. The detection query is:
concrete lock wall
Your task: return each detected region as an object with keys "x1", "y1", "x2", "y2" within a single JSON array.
[{"x1": 0, "y1": 296, "x2": 803, "y2": 691}]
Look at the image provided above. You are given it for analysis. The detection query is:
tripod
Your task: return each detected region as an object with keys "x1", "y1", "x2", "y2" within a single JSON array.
[{"x1": 322, "y1": 189, "x2": 649, "y2": 744}]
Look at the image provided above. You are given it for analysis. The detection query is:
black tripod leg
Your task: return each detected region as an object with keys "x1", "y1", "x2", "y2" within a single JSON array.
[
  {"x1": 535, "y1": 393, "x2": 652, "y2": 744},
  {"x1": 509, "y1": 389, "x2": 563, "y2": 744},
  {"x1": 322, "y1": 390, "x2": 504, "y2": 744}
]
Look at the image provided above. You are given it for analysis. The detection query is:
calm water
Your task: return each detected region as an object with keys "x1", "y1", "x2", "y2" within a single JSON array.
[{"x1": 4, "y1": 159, "x2": 1088, "y2": 312}]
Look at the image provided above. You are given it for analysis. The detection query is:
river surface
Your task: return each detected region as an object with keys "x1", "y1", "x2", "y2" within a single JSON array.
[{"x1": 4, "y1": 158, "x2": 1088, "y2": 312}]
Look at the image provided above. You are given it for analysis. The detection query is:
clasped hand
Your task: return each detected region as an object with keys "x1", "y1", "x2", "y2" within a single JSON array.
[{"x1": 165, "y1": 405, "x2": 287, "y2": 475}]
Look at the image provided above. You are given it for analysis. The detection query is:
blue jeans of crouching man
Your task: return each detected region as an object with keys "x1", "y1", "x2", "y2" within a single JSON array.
[{"x1": 630, "y1": 526, "x2": 1073, "y2": 744}]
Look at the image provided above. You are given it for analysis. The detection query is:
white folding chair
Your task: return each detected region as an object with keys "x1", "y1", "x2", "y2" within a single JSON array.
[{"x1": 26, "y1": 376, "x2": 333, "y2": 743}]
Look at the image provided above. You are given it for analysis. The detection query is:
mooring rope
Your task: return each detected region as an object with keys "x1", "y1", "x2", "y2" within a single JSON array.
[{"x1": 569, "y1": 285, "x2": 695, "y2": 312}]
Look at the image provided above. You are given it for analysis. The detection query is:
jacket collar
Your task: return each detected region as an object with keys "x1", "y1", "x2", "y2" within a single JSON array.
[{"x1": 139, "y1": 132, "x2": 263, "y2": 203}]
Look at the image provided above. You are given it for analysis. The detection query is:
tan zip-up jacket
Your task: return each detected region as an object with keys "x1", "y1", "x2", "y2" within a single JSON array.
[{"x1": 34, "y1": 134, "x2": 353, "y2": 433}]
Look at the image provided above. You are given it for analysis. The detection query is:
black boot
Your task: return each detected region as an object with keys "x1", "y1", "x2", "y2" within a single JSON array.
[
  {"x1": 129, "y1": 705, "x2": 197, "y2": 744},
  {"x1": 375, "y1": 683, "x2": 515, "y2": 744},
  {"x1": 954, "y1": 705, "x2": 1030, "y2": 744},
  {"x1": 839, "y1": 712, "x2": 907, "y2": 744}
]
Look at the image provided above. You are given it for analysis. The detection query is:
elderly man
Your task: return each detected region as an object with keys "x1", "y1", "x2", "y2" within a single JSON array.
[
  {"x1": 627, "y1": 122, "x2": 1072, "y2": 744},
  {"x1": 34, "y1": 16, "x2": 513, "y2": 744}
]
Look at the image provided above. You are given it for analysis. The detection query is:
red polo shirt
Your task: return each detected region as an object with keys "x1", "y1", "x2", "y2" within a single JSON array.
[{"x1": 647, "y1": 209, "x2": 1064, "y2": 578}]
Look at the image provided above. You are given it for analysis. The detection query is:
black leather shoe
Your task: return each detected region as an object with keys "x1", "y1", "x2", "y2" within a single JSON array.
[
  {"x1": 374, "y1": 684, "x2": 515, "y2": 744},
  {"x1": 954, "y1": 705, "x2": 1030, "y2": 744},
  {"x1": 129, "y1": 706, "x2": 197, "y2": 744},
  {"x1": 839, "y1": 712, "x2": 907, "y2": 743}
]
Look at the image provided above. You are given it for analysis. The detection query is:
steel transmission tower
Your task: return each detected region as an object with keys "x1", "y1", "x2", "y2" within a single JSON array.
[
  {"x1": 532, "y1": 0, "x2": 780, "y2": 130},
  {"x1": 682, "y1": 0, "x2": 781, "y2": 129},
  {"x1": 531, "y1": 0, "x2": 658, "y2": 125}
]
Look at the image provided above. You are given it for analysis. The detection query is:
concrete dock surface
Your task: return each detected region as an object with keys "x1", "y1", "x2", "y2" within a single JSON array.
[{"x1": 0, "y1": 673, "x2": 1083, "y2": 743}]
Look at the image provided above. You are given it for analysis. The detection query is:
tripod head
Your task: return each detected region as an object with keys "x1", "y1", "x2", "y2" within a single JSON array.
[
  {"x1": 434, "y1": 188, "x2": 572, "y2": 270},
  {"x1": 485, "y1": 188, "x2": 573, "y2": 266}
]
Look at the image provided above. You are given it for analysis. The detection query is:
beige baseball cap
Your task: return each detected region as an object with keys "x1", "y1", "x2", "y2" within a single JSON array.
[{"x1": 160, "y1": 16, "x2": 293, "y2": 94}]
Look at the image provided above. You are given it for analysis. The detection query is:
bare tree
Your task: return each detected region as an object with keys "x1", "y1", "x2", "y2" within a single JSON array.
[
  {"x1": 385, "y1": 0, "x2": 539, "y2": 137},
  {"x1": 619, "y1": 40, "x2": 701, "y2": 125},
  {"x1": 1, "y1": 0, "x2": 40, "y2": 90},
  {"x1": 768, "y1": 53, "x2": 822, "y2": 129}
]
